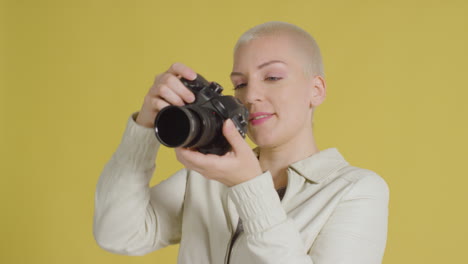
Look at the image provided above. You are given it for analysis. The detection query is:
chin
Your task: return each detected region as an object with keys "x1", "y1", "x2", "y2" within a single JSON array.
[{"x1": 247, "y1": 132, "x2": 277, "y2": 149}]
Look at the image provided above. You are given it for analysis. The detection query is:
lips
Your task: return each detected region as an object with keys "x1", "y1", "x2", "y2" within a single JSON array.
[{"x1": 249, "y1": 112, "x2": 274, "y2": 126}]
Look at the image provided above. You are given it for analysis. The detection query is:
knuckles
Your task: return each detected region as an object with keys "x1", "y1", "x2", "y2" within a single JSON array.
[
  {"x1": 158, "y1": 85, "x2": 169, "y2": 97},
  {"x1": 169, "y1": 62, "x2": 180, "y2": 71},
  {"x1": 154, "y1": 73, "x2": 163, "y2": 82}
]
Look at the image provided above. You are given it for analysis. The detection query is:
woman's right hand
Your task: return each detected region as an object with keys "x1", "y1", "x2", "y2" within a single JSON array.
[{"x1": 135, "y1": 63, "x2": 197, "y2": 128}]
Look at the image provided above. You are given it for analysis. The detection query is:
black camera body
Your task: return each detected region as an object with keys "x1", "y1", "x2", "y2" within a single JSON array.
[{"x1": 154, "y1": 74, "x2": 249, "y2": 155}]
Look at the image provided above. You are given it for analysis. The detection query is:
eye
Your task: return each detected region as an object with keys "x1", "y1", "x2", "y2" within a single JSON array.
[
  {"x1": 265, "y1": 76, "x2": 282, "y2": 81},
  {"x1": 234, "y1": 83, "x2": 247, "y2": 90}
]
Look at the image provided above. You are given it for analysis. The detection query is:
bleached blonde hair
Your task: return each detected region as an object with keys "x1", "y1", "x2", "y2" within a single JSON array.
[{"x1": 234, "y1": 21, "x2": 324, "y2": 78}]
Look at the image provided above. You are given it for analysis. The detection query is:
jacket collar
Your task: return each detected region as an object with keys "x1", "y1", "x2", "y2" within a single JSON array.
[{"x1": 254, "y1": 147, "x2": 349, "y2": 183}]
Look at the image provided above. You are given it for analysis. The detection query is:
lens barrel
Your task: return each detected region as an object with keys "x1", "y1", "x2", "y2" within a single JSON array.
[{"x1": 154, "y1": 105, "x2": 221, "y2": 149}]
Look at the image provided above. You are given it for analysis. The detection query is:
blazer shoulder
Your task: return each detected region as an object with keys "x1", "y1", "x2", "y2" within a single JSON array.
[{"x1": 336, "y1": 165, "x2": 389, "y2": 199}]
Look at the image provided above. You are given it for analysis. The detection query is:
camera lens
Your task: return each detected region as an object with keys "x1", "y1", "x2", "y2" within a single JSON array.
[
  {"x1": 154, "y1": 106, "x2": 222, "y2": 148},
  {"x1": 155, "y1": 106, "x2": 200, "y2": 147}
]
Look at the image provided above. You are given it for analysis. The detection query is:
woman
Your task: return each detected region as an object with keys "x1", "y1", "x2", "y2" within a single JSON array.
[{"x1": 93, "y1": 21, "x2": 389, "y2": 264}]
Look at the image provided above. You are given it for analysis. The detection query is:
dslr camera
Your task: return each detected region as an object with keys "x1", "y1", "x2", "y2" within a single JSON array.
[{"x1": 154, "y1": 74, "x2": 249, "y2": 155}]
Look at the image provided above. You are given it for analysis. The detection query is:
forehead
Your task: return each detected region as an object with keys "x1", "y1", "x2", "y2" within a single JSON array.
[{"x1": 233, "y1": 35, "x2": 304, "y2": 70}]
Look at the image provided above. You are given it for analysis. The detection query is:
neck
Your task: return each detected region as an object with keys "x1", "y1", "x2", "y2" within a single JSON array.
[{"x1": 258, "y1": 126, "x2": 319, "y2": 189}]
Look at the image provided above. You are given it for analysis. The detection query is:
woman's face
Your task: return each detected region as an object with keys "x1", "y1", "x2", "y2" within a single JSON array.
[{"x1": 231, "y1": 35, "x2": 317, "y2": 148}]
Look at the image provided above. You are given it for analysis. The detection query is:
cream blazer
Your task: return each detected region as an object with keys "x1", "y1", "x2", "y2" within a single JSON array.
[{"x1": 93, "y1": 113, "x2": 389, "y2": 264}]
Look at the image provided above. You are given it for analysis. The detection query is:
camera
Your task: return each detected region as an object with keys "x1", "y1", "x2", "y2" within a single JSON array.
[{"x1": 154, "y1": 74, "x2": 249, "y2": 155}]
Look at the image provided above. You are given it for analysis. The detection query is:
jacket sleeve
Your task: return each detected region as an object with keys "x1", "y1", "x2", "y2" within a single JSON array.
[
  {"x1": 93, "y1": 112, "x2": 187, "y2": 256},
  {"x1": 227, "y1": 171, "x2": 389, "y2": 264}
]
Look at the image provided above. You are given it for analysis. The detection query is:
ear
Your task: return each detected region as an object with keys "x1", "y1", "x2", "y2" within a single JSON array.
[{"x1": 309, "y1": 75, "x2": 326, "y2": 108}]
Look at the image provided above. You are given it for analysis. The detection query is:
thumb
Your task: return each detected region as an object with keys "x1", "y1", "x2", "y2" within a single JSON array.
[{"x1": 222, "y1": 119, "x2": 247, "y2": 154}]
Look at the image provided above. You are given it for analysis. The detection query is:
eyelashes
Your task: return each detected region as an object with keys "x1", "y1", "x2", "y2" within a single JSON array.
[
  {"x1": 265, "y1": 76, "x2": 282, "y2": 81},
  {"x1": 234, "y1": 83, "x2": 247, "y2": 90},
  {"x1": 233, "y1": 76, "x2": 283, "y2": 90}
]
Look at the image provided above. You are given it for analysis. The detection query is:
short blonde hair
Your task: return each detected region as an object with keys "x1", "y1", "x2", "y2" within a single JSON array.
[{"x1": 234, "y1": 21, "x2": 324, "y2": 77}]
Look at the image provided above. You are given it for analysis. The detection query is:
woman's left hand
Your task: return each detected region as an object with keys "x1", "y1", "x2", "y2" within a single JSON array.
[{"x1": 175, "y1": 119, "x2": 262, "y2": 187}]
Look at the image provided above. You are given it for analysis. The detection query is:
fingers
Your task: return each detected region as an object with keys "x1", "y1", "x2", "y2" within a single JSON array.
[
  {"x1": 149, "y1": 63, "x2": 197, "y2": 108},
  {"x1": 151, "y1": 96, "x2": 170, "y2": 111},
  {"x1": 222, "y1": 119, "x2": 247, "y2": 154},
  {"x1": 165, "y1": 75, "x2": 196, "y2": 103},
  {"x1": 175, "y1": 123, "x2": 260, "y2": 187},
  {"x1": 157, "y1": 84, "x2": 185, "y2": 106},
  {"x1": 166, "y1": 62, "x2": 197, "y2": 80},
  {"x1": 136, "y1": 62, "x2": 197, "y2": 128},
  {"x1": 176, "y1": 120, "x2": 248, "y2": 159},
  {"x1": 152, "y1": 65, "x2": 196, "y2": 104},
  {"x1": 175, "y1": 147, "x2": 218, "y2": 171}
]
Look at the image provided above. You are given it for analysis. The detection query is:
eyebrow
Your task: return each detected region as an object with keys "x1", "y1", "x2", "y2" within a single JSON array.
[{"x1": 230, "y1": 60, "x2": 287, "y2": 77}]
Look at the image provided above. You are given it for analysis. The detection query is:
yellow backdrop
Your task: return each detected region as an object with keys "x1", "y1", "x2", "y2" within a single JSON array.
[{"x1": 2, "y1": 0, "x2": 467, "y2": 263}]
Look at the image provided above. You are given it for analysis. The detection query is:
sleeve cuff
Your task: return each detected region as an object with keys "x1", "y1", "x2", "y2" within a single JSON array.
[
  {"x1": 114, "y1": 112, "x2": 161, "y2": 171},
  {"x1": 228, "y1": 172, "x2": 287, "y2": 234}
]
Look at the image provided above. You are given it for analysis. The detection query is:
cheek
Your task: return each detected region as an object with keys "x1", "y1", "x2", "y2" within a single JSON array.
[
  {"x1": 276, "y1": 91, "x2": 312, "y2": 125},
  {"x1": 277, "y1": 86, "x2": 310, "y2": 112}
]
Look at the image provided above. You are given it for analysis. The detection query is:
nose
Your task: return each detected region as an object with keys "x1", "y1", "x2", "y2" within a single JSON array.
[{"x1": 242, "y1": 82, "x2": 265, "y2": 105}]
